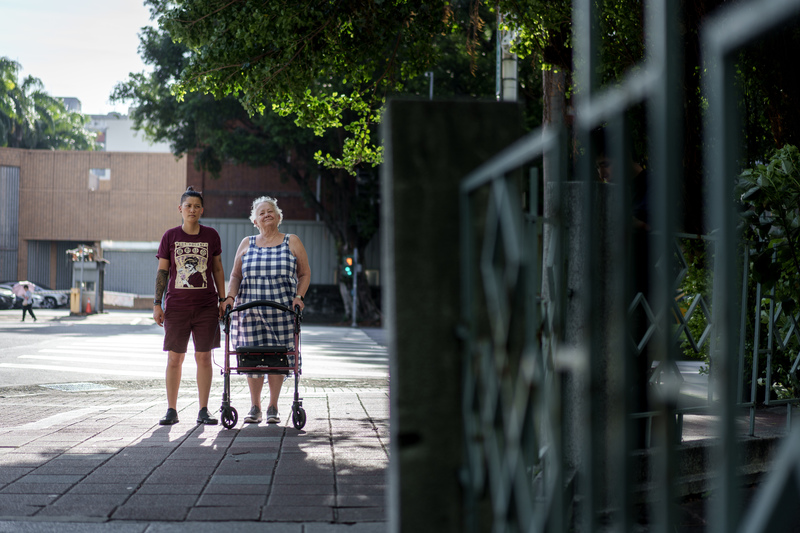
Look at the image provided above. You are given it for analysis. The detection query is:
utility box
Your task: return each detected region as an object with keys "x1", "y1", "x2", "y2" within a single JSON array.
[
  {"x1": 67, "y1": 245, "x2": 109, "y2": 314},
  {"x1": 70, "y1": 288, "x2": 81, "y2": 314}
]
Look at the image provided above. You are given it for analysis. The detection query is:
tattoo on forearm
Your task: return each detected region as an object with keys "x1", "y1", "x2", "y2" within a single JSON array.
[{"x1": 155, "y1": 269, "x2": 168, "y2": 300}]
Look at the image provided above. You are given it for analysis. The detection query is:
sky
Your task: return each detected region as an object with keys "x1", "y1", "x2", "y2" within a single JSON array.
[{"x1": 0, "y1": 0, "x2": 155, "y2": 115}]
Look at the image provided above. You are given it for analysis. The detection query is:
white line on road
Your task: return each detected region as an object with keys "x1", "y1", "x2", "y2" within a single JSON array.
[
  {"x1": 0, "y1": 363, "x2": 164, "y2": 378},
  {"x1": 20, "y1": 355, "x2": 181, "y2": 368},
  {"x1": 38, "y1": 348, "x2": 170, "y2": 357}
]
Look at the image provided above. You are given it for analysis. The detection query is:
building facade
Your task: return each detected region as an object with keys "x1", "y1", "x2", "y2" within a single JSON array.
[
  {"x1": 0, "y1": 146, "x2": 378, "y2": 296},
  {"x1": 0, "y1": 147, "x2": 187, "y2": 288}
]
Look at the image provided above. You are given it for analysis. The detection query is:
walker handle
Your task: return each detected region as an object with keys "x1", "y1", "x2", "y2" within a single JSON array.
[{"x1": 231, "y1": 299, "x2": 295, "y2": 315}]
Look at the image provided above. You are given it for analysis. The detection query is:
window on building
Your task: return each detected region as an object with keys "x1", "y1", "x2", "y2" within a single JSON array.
[{"x1": 89, "y1": 168, "x2": 111, "y2": 191}]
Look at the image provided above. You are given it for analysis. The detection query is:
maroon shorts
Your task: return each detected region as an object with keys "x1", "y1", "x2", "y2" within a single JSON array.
[{"x1": 163, "y1": 305, "x2": 221, "y2": 353}]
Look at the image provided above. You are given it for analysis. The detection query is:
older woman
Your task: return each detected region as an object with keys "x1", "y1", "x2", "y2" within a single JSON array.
[{"x1": 223, "y1": 196, "x2": 310, "y2": 424}]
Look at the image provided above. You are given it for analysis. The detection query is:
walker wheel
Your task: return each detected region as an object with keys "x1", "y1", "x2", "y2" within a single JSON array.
[
  {"x1": 292, "y1": 406, "x2": 306, "y2": 430},
  {"x1": 221, "y1": 407, "x2": 238, "y2": 429}
]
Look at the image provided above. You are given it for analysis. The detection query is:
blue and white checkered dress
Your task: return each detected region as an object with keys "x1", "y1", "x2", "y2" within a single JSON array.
[{"x1": 231, "y1": 235, "x2": 299, "y2": 362}]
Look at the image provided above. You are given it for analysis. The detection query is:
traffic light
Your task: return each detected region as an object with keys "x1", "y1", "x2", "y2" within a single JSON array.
[{"x1": 343, "y1": 255, "x2": 354, "y2": 277}]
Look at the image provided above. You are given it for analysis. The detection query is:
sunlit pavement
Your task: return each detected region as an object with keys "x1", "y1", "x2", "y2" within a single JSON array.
[{"x1": 0, "y1": 310, "x2": 389, "y2": 531}]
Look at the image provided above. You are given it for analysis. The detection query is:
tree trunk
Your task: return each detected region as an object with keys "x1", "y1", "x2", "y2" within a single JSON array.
[
  {"x1": 356, "y1": 271, "x2": 381, "y2": 323},
  {"x1": 339, "y1": 281, "x2": 352, "y2": 318},
  {"x1": 541, "y1": 67, "x2": 568, "y2": 306}
]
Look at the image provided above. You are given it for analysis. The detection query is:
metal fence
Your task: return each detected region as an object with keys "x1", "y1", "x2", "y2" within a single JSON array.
[
  {"x1": 458, "y1": 0, "x2": 800, "y2": 531},
  {"x1": 0, "y1": 166, "x2": 19, "y2": 281}
]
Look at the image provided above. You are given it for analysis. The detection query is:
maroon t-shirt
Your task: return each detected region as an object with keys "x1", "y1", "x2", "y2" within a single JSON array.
[{"x1": 156, "y1": 225, "x2": 222, "y2": 309}]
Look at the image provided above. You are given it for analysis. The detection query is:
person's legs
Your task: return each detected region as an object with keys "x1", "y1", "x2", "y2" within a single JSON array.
[
  {"x1": 242, "y1": 375, "x2": 264, "y2": 423},
  {"x1": 248, "y1": 376, "x2": 264, "y2": 409},
  {"x1": 266, "y1": 374, "x2": 283, "y2": 410},
  {"x1": 160, "y1": 307, "x2": 192, "y2": 424},
  {"x1": 28, "y1": 305, "x2": 36, "y2": 321},
  {"x1": 195, "y1": 350, "x2": 212, "y2": 408},
  {"x1": 165, "y1": 351, "x2": 186, "y2": 409},
  {"x1": 21, "y1": 305, "x2": 27, "y2": 321},
  {"x1": 190, "y1": 305, "x2": 220, "y2": 423}
]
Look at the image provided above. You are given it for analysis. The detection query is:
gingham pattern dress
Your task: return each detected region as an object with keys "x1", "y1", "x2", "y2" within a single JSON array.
[{"x1": 231, "y1": 235, "x2": 299, "y2": 361}]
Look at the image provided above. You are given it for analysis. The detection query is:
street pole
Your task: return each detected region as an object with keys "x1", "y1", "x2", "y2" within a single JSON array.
[
  {"x1": 496, "y1": 12, "x2": 518, "y2": 102},
  {"x1": 351, "y1": 248, "x2": 359, "y2": 327}
]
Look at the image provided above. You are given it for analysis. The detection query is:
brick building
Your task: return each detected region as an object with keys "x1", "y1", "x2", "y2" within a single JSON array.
[
  {"x1": 185, "y1": 154, "x2": 316, "y2": 221},
  {"x1": 0, "y1": 146, "x2": 357, "y2": 295},
  {"x1": 0, "y1": 115, "x2": 377, "y2": 309},
  {"x1": 0, "y1": 147, "x2": 187, "y2": 288}
]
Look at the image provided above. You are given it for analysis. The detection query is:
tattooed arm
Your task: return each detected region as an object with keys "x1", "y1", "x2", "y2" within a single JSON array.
[{"x1": 153, "y1": 258, "x2": 170, "y2": 327}]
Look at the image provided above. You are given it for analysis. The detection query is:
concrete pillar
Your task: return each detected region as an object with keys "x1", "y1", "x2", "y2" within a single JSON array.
[{"x1": 382, "y1": 100, "x2": 523, "y2": 532}]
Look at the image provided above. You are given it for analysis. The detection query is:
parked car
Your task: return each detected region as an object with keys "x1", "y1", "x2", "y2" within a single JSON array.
[
  {"x1": 0, "y1": 282, "x2": 46, "y2": 309},
  {"x1": 0, "y1": 287, "x2": 15, "y2": 310},
  {"x1": 34, "y1": 284, "x2": 70, "y2": 309}
]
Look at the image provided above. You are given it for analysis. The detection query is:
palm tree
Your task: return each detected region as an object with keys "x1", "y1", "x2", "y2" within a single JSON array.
[
  {"x1": 0, "y1": 56, "x2": 94, "y2": 150},
  {"x1": 0, "y1": 57, "x2": 21, "y2": 146}
]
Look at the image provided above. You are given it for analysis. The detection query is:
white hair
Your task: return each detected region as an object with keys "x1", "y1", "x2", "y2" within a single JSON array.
[{"x1": 250, "y1": 196, "x2": 283, "y2": 225}]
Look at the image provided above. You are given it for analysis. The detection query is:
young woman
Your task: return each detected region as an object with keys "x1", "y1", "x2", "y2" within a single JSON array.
[
  {"x1": 154, "y1": 186, "x2": 228, "y2": 425},
  {"x1": 224, "y1": 196, "x2": 310, "y2": 424}
]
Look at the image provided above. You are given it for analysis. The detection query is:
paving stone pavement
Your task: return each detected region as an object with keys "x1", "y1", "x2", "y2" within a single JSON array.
[{"x1": 0, "y1": 378, "x2": 389, "y2": 532}]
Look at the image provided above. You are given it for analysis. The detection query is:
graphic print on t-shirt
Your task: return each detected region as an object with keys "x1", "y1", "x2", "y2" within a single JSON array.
[{"x1": 174, "y1": 241, "x2": 209, "y2": 289}]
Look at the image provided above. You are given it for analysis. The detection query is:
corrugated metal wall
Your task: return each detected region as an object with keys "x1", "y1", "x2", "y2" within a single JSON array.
[
  {"x1": 204, "y1": 219, "x2": 338, "y2": 283},
  {"x1": 85, "y1": 219, "x2": 381, "y2": 296},
  {"x1": 56, "y1": 241, "x2": 84, "y2": 289},
  {"x1": 0, "y1": 166, "x2": 19, "y2": 281},
  {"x1": 203, "y1": 218, "x2": 381, "y2": 286},
  {"x1": 26, "y1": 241, "x2": 50, "y2": 286},
  {"x1": 103, "y1": 248, "x2": 158, "y2": 294},
  {"x1": 22, "y1": 240, "x2": 86, "y2": 289}
]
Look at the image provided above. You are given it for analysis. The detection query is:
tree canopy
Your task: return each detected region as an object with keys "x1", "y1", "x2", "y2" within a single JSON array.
[
  {"x1": 146, "y1": 0, "x2": 655, "y2": 173},
  {"x1": 144, "y1": 0, "x2": 800, "y2": 181},
  {"x1": 113, "y1": 0, "x2": 524, "y2": 320},
  {"x1": 0, "y1": 58, "x2": 94, "y2": 151},
  {"x1": 157, "y1": 0, "x2": 453, "y2": 173},
  {"x1": 113, "y1": 8, "x2": 386, "y2": 319}
]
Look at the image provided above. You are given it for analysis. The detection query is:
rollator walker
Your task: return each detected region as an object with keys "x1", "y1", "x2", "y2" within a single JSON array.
[{"x1": 219, "y1": 300, "x2": 306, "y2": 430}]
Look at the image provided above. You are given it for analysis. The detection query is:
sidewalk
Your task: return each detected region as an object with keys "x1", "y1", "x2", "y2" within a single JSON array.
[{"x1": 0, "y1": 376, "x2": 389, "y2": 532}]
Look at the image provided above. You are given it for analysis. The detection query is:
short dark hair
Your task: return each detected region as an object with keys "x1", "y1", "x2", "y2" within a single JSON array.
[{"x1": 180, "y1": 186, "x2": 203, "y2": 206}]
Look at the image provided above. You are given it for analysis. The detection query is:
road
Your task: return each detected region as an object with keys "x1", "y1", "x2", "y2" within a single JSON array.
[{"x1": 0, "y1": 309, "x2": 388, "y2": 390}]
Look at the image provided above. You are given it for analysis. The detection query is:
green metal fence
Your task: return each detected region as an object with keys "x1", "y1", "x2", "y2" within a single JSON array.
[{"x1": 458, "y1": 0, "x2": 800, "y2": 531}]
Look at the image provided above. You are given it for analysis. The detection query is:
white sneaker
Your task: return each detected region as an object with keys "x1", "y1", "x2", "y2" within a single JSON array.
[{"x1": 266, "y1": 405, "x2": 280, "y2": 424}]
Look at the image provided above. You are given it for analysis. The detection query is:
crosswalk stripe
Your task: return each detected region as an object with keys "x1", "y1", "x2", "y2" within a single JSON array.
[
  {"x1": 38, "y1": 350, "x2": 167, "y2": 358},
  {"x1": 19, "y1": 355, "x2": 179, "y2": 367},
  {"x1": 0, "y1": 363, "x2": 164, "y2": 378},
  {"x1": 3, "y1": 325, "x2": 388, "y2": 381}
]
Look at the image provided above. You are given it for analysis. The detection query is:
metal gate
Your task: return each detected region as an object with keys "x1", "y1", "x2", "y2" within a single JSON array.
[{"x1": 459, "y1": 0, "x2": 800, "y2": 531}]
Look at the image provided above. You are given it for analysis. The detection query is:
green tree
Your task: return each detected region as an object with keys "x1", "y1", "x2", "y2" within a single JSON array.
[
  {"x1": 0, "y1": 57, "x2": 94, "y2": 150},
  {"x1": 112, "y1": 14, "x2": 384, "y2": 321},
  {"x1": 114, "y1": 0, "x2": 529, "y2": 322},
  {"x1": 159, "y1": 0, "x2": 451, "y2": 174},
  {"x1": 737, "y1": 145, "x2": 800, "y2": 397}
]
